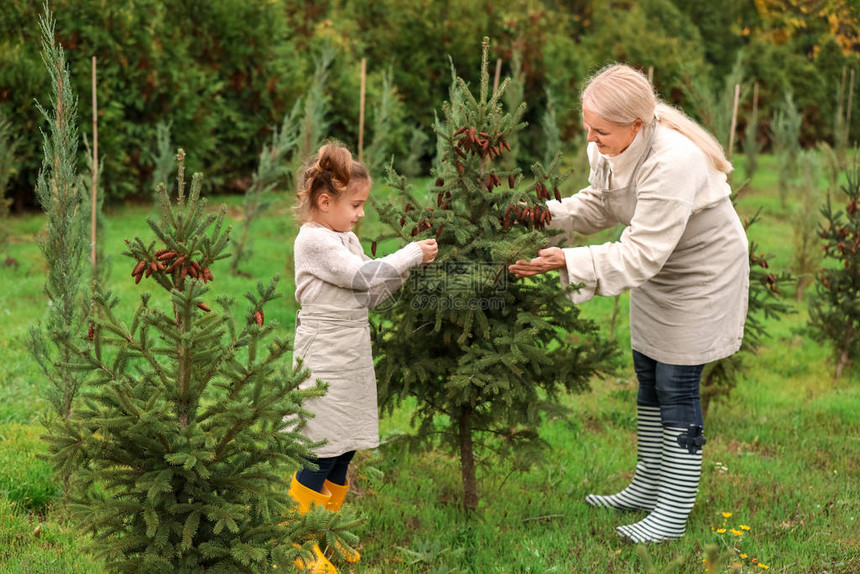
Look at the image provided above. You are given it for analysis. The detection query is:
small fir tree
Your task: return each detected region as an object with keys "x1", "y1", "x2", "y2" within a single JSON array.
[
  {"x1": 833, "y1": 67, "x2": 854, "y2": 168},
  {"x1": 683, "y1": 55, "x2": 745, "y2": 150},
  {"x1": 230, "y1": 101, "x2": 301, "y2": 276},
  {"x1": 400, "y1": 126, "x2": 429, "y2": 178},
  {"x1": 372, "y1": 38, "x2": 615, "y2": 510},
  {"x1": 817, "y1": 141, "x2": 843, "y2": 201},
  {"x1": 0, "y1": 108, "x2": 18, "y2": 254},
  {"x1": 149, "y1": 120, "x2": 174, "y2": 198},
  {"x1": 772, "y1": 92, "x2": 802, "y2": 209},
  {"x1": 0, "y1": 108, "x2": 20, "y2": 207},
  {"x1": 365, "y1": 68, "x2": 407, "y2": 177},
  {"x1": 791, "y1": 151, "x2": 823, "y2": 301},
  {"x1": 541, "y1": 87, "x2": 562, "y2": 168},
  {"x1": 28, "y1": 6, "x2": 89, "y2": 431},
  {"x1": 743, "y1": 82, "x2": 761, "y2": 183},
  {"x1": 700, "y1": 208, "x2": 792, "y2": 414},
  {"x1": 49, "y1": 152, "x2": 358, "y2": 572},
  {"x1": 294, "y1": 48, "x2": 334, "y2": 173},
  {"x1": 809, "y1": 162, "x2": 860, "y2": 380}
]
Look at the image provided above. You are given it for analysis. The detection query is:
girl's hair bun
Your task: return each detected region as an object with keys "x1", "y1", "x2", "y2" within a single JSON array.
[{"x1": 295, "y1": 141, "x2": 371, "y2": 221}]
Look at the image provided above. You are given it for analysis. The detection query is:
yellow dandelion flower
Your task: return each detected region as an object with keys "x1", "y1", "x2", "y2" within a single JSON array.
[
  {"x1": 758, "y1": 565, "x2": 770, "y2": 570},
  {"x1": 717, "y1": 528, "x2": 727, "y2": 533},
  {"x1": 730, "y1": 528, "x2": 744, "y2": 536},
  {"x1": 740, "y1": 524, "x2": 751, "y2": 530},
  {"x1": 740, "y1": 553, "x2": 748, "y2": 559},
  {"x1": 721, "y1": 512, "x2": 733, "y2": 518}
]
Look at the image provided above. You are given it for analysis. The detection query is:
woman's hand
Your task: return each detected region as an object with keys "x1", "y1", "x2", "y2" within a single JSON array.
[
  {"x1": 508, "y1": 247, "x2": 566, "y2": 278},
  {"x1": 417, "y1": 239, "x2": 438, "y2": 264}
]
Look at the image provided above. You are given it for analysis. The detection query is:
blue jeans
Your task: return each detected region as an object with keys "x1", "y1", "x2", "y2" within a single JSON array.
[
  {"x1": 633, "y1": 350, "x2": 704, "y2": 428},
  {"x1": 296, "y1": 450, "x2": 355, "y2": 492}
]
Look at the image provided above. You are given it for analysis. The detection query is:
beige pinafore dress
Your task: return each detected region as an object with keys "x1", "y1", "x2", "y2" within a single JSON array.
[
  {"x1": 596, "y1": 132, "x2": 749, "y2": 366},
  {"x1": 292, "y1": 304, "x2": 378, "y2": 458}
]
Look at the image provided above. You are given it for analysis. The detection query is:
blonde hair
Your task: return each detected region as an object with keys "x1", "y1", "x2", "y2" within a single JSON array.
[
  {"x1": 295, "y1": 142, "x2": 371, "y2": 221},
  {"x1": 582, "y1": 64, "x2": 733, "y2": 174}
]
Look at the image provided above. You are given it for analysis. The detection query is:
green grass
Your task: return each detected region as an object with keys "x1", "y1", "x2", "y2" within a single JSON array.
[{"x1": 0, "y1": 155, "x2": 858, "y2": 572}]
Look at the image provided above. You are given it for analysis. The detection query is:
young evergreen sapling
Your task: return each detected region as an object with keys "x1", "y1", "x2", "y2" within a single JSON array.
[
  {"x1": 372, "y1": 38, "x2": 615, "y2": 510},
  {"x1": 28, "y1": 6, "x2": 89, "y2": 430},
  {"x1": 52, "y1": 152, "x2": 359, "y2": 571},
  {"x1": 230, "y1": 101, "x2": 301, "y2": 276},
  {"x1": 809, "y1": 162, "x2": 860, "y2": 380}
]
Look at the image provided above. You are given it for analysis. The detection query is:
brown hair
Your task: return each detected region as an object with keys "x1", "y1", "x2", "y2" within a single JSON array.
[
  {"x1": 582, "y1": 64, "x2": 733, "y2": 174},
  {"x1": 295, "y1": 142, "x2": 371, "y2": 221}
]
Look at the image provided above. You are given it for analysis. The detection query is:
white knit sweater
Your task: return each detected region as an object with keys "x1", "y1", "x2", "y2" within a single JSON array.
[{"x1": 294, "y1": 223, "x2": 424, "y2": 309}]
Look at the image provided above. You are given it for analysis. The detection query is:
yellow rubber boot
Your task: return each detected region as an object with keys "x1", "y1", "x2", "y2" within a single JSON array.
[
  {"x1": 288, "y1": 474, "x2": 338, "y2": 573},
  {"x1": 323, "y1": 479, "x2": 361, "y2": 563}
]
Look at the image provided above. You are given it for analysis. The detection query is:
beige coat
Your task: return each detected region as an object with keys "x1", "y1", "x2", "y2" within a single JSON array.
[
  {"x1": 547, "y1": 123, "x2": 749, "y2": 365},
  {"x1": 292, "y1": 224, "x2": 423, "y2": 457}
]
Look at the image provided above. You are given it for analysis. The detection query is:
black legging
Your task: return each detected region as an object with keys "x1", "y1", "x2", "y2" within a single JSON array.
[{"x1": 295, "y1": 450, "x2": 356, "y2": 492}]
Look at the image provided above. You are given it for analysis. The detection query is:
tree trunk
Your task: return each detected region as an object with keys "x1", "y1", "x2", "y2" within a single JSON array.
[
  {"x1": 835, "y1": 348, "x2": 850, "y2": 381},
  {"x1": 609, "y1": 294, "x2": 620, "y2": 339},
  {"x1": 458, "y1": 406, "x2": 478, "y2": 511},
  {"x1": 795, "y1": 277, "x2": 805, "y2": 302}
]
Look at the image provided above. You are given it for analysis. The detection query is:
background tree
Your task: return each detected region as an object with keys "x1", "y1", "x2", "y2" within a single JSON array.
[
  {"x1": 541, "y1": 87, "x2": 562, "y2": 169},
  {"x1": 27, "y1": 8, "x2": 89, "y2": 475},
  {"x1": 364, "y1": 68, "x2": 407, "y2": 177},
  {"x1": 399, "y1": 126, "x2": 429, "y2": 179},
  {"x1": 0, "y1": 0, "x2": 307, "y2": 205},
  {"x1": 372, "y1": 39, "x2": 615, "y2": 510},
  {"x1": 682, "y1": 56, "x2": 746, "y2": 152},
  {"x1": 0, "y1": 109, "x2": 19, "y2": 255},
  {"x1": 51, "y1": 153, "x2": 359, "y2": 571},
  {"x1": 791, "y1": 150, "x2": 824, "y2": 300},
  {"x1": 743, "y1": 82, "x2": 762, "y2": 183},
  {"x1": 808, "y1": 162, "x2": 860, "y2": 381},
  {"x1": 294, "y1": 47, "x2": 334, "y2": 175},
  {"x1": 772, "y1": 92, "x2": 803, "y2": 209},
  {"x1": 230, "y1": 101, "x2": 300, "y2": 277},
  {"x1": 149, "y1": 121, "x2": 174, "y2": 199},
  {"x1": 2, "y1": 0, "x2": 858, "y2": 209}
]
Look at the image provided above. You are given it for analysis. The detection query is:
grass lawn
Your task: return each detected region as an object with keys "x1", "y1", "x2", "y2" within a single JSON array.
[{"x1": 0, "y1": 153, "x2": 858, "y2": 573}]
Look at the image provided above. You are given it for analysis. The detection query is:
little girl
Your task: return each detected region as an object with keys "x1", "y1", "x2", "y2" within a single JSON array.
[{"x1": 289, "y1": 142, "x2": 437, "y2": 571}]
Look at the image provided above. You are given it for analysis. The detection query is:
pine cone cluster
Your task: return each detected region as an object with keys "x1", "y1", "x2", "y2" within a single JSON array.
[{"x1": 130, "y1": 249, "x2": 214, "y2": 286}]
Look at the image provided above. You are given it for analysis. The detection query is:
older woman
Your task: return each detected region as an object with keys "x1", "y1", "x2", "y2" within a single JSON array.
[{"x1": 509, "y1": 64, "x2": 749, "y2": 543}]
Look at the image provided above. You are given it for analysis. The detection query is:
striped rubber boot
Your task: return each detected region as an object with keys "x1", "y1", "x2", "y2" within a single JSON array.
[
  {"x1": 585, "y1": 405, "x2": 662, "y2": 511},
  {"x1": 616, "y1": 425, "x2": 704, "y2": 543}
]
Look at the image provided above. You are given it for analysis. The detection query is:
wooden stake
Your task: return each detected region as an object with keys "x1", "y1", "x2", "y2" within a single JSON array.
[
  {"x1": 752, "y1": 81, "x2": 759, "y2": 117},
  {"x1": 647, "y1": 65, "x2": 654, "y2": 84},
  {"x1": 751, "y1": 81, "x2": 759, "y2": 146},
  {"x1": 91, "y1": 56, "x2": 98, "y2": 274},
  {"x1": 358, "y1": 57, "x2": 366, "y2": 162},
  {"x1": 728, "y1": 83, "x2": 740, "y2": 158},
  {"x1": 847, "y1": 68, "x2": 855, "y2": 142},
  {"x1": 493, "y1": 58, "x2": 502, "y2": 95}
]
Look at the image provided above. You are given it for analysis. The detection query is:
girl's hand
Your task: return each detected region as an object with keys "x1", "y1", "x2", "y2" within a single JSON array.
[
  {"x1": 508, "y1": 247, "x2": 566, "y2": 278},
  {"x1": 417, "y1": 239, "x2": 438, "y2": 264}
]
